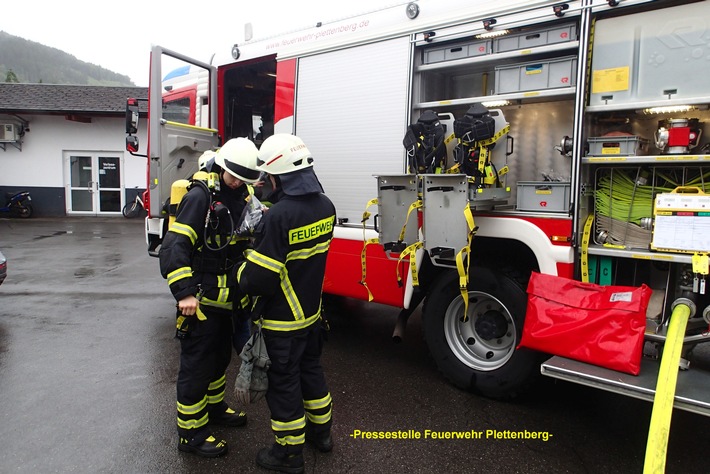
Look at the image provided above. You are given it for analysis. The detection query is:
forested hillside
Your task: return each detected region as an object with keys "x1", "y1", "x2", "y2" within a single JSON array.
[{"x1": 0, "y1": 31, "x2": 134, "y2": 86}]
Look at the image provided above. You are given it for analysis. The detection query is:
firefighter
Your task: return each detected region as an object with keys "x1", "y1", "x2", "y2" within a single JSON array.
[
  {"x1": 159, "y1": 137, "x2": 261, "y2": 458},
  {"x1": 237, "y1": 134, "x2": 335, "y2": 473}
]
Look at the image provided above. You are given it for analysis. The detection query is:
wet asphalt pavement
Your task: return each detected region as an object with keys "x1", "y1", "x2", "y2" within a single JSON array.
[{"x1": 2, "y1": 217, "x2": 710, "y2": 474}]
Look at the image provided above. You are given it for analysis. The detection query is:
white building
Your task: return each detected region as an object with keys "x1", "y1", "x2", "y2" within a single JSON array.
[{"x1": 0, "y1": 84, "x2": 148, "y2": 216}]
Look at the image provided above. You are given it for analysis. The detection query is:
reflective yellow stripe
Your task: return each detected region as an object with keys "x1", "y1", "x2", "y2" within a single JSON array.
[
  {"x1": 278, "y1": 241, "x2": 332, "y2": 320},
  {"x1": 200, "y1": 296, "x2": 233, "y2": 310},
  {"x1": 271, "y1": 416, "x2": 306, "y2": 431},
  {"x1": 207, "y1": 393, "x2": 224, "y2": 404},
  {"x1": 217, "y1": 274, "x2": 228, "y2": 304},
  {"x1": 287, "y1": 240, "x2": 331, "y2": 261},
  {"x1": 262, "y1": 311, "x2": 321, "y2": 332},
  {"x1": 169, "y1": 222, "x2": 198, "y2": 245},
  {"x1": 247, "y1": 250, "x2": 284, "y2": 274},
  {"x1": 280, "y1": 272, "x2": 304, "y2": 320},
  {"x1": 240, "y1": 294, "x2": 250, "y2": 307},
  {"x1": 208, "y1": 375, "x2": 226, "y2": 391},
  {"x1": 177, "y1": 413, "x2": 209, "y2": 429},
  {"x1": 177, "y1": 396, "x2": 207, "y2": 415},
  {"x1": 167, "y1": 266, "x2": 192, "y2": 285},
  {"x1": 275, "y1": 434, "x2": 306, "y2": 446},
  {"x1": 303, "y1": 393, "x2": 332, "y2": 410},
  {"x1": 306, "y1": 407, "x2": 332, "y2": 424},
  {"x1": 236, "y1": 261, "x2": 246, "y2": 282},
  {"x1": 289, "y1": 216, "x2": 334, "y2": 245}
]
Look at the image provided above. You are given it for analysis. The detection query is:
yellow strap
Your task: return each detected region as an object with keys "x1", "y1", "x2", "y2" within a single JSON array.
[
  {"x1": 455, "y1": 247, "x2": 470, "y2": 321},
  {"x1": 456, "y1": 205, "x2": 478, "y2": 322},
  {"x1": 359, "y1": 238, "x2": 379, "y2": 302},
  {"x1": 477, "y1": 146, "x2": 488, "y2": 174},
  {"x1": 361, "y1": 198, "x2": 378, "y2": 227},
  {"x1": 397, "y1": 199, "x2": 423, "y2": 243},
  {"x1": 396, "y1": 242, "x2": 423, "y2": 287},
  {"x1": 176, "y1": 315, "x2": 186, "y2": 331},
  {"x1": 580, "y1": 214, "x2": 594, "y2": 283},
  {"x1": 643, "y1": 303, "x2": 692, "y2": 474},
  {"x1": 359, "y1": 198, "x2": 380, "y2": 302},
  {"x1": 476, "y1": 124, "x2": 510, "y2": 147}
]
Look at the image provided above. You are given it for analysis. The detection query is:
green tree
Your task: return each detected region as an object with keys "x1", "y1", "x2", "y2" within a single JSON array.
[{"x1": 5, "y1": 69, "x2": 19, "y2": 83}]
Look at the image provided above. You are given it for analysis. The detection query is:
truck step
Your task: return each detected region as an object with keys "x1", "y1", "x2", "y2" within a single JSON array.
[{"x1": 540, "y1": 355, "x2": 710, "y2": 417}]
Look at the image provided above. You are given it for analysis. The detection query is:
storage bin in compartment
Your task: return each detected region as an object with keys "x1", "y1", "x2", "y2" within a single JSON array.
[
  {"x1": 495, "y1": 57, "x2": 577, "y2": 94},
  {"x1": 587, "y1": 136, "x2": 649, "y2": 156},
  {"x1": 423, "y1": 40, "x2": 491, "y2": 64},
  {"x1": 517, "y1": 181, "x2": 570, "y2": 212},
  {"x1": 494, "y1": 23, "x2": 577, "y2": 53}
]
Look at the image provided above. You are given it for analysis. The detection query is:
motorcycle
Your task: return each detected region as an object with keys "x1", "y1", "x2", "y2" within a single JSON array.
[{"x1": 0, "y1": 191, "x2": 33, "y2": 218}]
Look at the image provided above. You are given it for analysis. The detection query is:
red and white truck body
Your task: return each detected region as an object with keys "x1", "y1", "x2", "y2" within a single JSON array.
[{"x1": 127, "y1": 0, "x2": 710, "y2": 410}]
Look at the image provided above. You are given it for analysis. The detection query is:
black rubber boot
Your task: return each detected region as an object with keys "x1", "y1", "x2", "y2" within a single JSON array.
[
  {"x1": 178, "y1": 435, "x2": 228, "y2": 458},
  {"x1": 255, "y1": 447, "x2": 304, "y2": 474},
  {"x1": 210, "y1": 407, "x2": 247, "y2": 427},
  {"x1": 306, "y1": 431, "x2": 333, "y2": 453}
]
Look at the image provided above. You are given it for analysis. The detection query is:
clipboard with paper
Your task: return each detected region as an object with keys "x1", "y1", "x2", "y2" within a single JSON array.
[{"x1": 651, "y1": 186, "x2": 710, "y2": 254}]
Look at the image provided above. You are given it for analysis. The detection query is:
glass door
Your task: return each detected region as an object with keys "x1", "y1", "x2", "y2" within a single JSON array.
[{"x1": 65, "y1": 152, "x2": 123, "y2": 215}]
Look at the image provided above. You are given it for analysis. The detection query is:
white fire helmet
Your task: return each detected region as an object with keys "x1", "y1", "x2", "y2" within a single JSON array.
[
  {"x1": 256, "y1": 134, "x2": 314, "y2": 175},
  {"x1": 214, "y1": 137, "x2": 261, "y2": 184},
  {"x1": 197, "y1": 150, "x2": 217, "y2": 171}
]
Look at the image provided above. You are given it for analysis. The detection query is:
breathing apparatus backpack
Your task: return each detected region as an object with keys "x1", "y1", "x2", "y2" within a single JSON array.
[
  {"x1": 403, "y1": 110, "x2": 447, "y2": 174},
  {"x1": 169, "y1": 169, "x2": 260, "y2": 253},
  {"x1": 453, "y1": 103, "x2": 500, "y2": 187},
  {"x1": 168, "y1": 171, "x2": 220, "y2": 230}
]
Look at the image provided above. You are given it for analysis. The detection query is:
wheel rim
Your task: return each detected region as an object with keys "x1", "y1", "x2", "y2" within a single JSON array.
[{"x1": 443, "y1": 291, "x2": 517, "y2": 371}]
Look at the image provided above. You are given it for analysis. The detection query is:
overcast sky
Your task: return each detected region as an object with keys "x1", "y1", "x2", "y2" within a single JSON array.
[{"x1": 1, "y1": 0, "x2": 402, "y2": 87}]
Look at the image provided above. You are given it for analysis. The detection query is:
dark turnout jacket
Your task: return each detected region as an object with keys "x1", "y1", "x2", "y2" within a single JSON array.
[
  {"x1": 237, "y1": 191, "x2": 336, "y2": 333},
  {"x1": 159, "y1": 179, "x2": 251, "y2": 311}
]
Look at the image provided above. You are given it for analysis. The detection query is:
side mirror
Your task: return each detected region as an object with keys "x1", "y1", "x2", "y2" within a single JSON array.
[
  {"x1": 126, "y1": 135, "x2": 140, "y2": 154},
  {"x1": 125, "y1": 98, "x2": 139, "y2": 135}
]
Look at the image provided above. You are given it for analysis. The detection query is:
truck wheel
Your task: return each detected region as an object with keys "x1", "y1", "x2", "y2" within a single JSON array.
[{"x1": 422, "y1": 266, "x2": 540, "y2": 399}]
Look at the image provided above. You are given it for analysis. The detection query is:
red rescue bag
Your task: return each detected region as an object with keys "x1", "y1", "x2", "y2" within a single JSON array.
[{"x1": 518, "y1": 272, "x2": 652, "y2": 375}]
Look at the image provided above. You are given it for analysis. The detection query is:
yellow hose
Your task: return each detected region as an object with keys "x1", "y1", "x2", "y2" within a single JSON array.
[{"x1": 643, "y1": 302, "x2": 692, "y2": 474}]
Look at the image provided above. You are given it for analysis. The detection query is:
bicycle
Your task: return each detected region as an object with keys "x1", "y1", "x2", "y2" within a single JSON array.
[{"x1": 122, "y1": 192, "x2": 145, "y2": 218}]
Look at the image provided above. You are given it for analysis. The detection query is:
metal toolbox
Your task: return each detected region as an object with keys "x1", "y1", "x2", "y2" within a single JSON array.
[
  {"x1": 495, "y1": 57, "x2": 576, "y2": 94},
  {"x1": 587, "y1": 136, "x2": 649, "y2": 156},
  {"x1": 493, "y1": 23, "x2": 577, "y2": 53},
  {"x1": 516, "y1": 181, "x2": 570, "y2": 212},
  {"x1": 423, "y1": 39, "x2": 491, "y2": 64}
]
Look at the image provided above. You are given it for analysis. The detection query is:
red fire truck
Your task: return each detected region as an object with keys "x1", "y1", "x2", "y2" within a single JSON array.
[{"x1": 126, "y1": 0, "x2": 710, "y2": 417}]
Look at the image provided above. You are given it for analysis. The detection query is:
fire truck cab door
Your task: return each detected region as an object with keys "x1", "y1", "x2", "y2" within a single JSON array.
[{"x1": 147, "y1": 45, "x2": 219, "y2": 219}]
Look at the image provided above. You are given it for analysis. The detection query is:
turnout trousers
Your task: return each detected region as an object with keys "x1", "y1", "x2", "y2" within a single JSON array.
[
  {"x1": 264, "y1": 322, "x2": 333, "y2": 456},
  {"x1": 176, "y1": 306, "x2": 233, "y2": 443}
]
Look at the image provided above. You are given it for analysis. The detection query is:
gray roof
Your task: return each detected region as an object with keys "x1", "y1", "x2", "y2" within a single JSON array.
[{"x1": 0, "y1": 83, "x2": 149, "y2": 115}]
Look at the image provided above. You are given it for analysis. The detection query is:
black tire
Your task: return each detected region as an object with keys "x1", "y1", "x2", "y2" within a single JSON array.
[
  {"x1": 422, "y1": 266, "x2": 540, "y2": 400},
  {"x1": 11, "y1": 202, "x2": 33, "y2": 218},
  {"x1": 122, "y1": 200, "x2": 142, "y2": 218}
]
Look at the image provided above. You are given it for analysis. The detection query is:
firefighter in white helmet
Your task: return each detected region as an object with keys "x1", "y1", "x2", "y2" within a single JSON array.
[
  {"x1": 159, "y1": 137, "x2": 261, "y2": 458},
  {"x1": 198, "y1": 149, "x2": 217, "y2": 171},
  {"x1": 236, "y1": 133, "x2": 336, "y2": 473}
]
